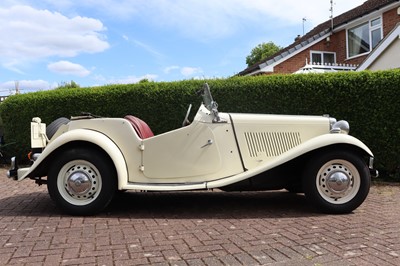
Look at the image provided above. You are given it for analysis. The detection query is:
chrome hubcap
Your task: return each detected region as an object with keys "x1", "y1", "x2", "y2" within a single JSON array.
[
  {"x1": 60, "y1": 162, "x2": 101, "y2": 203},
  {"x1": 316, "y1": 160, "x2": 360, "y2": 204},
  {"x1": 67, "y1": 171, "x2": 91, "y2": 195},
  {"x1": 326, "y1": 171, "x2": 350, "y2": 193}
]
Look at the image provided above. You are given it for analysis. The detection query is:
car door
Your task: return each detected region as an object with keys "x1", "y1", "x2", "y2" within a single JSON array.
[{"x1": 141, "y1": 122, "x2": 222, "y2": 181}]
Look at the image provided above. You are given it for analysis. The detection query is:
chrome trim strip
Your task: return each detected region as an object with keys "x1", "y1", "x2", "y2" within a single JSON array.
[{"x1": 369, "y1": 157, "x2": 374, "y2": 169}]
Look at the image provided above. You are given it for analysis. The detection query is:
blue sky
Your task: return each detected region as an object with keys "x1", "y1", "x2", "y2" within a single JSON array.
[{"x1": 0, "y1": 0, "x2": 365, "y2": 94}]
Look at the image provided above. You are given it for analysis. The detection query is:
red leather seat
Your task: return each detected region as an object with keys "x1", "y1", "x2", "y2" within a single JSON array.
[{"x1": 124, "y1": 115, "x2": 154, "y2": 139}]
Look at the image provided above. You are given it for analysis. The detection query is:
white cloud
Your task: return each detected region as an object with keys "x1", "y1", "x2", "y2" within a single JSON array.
[
  {"x1": 163, "y1": 65, "x2": 203, "y2": 77},
  {"x1": 181, "y1": 67, "x2": 203, "y2": 77},
  {"x1": 48, "y1": 61, "x2": 91, "y2": 77},
  {"x1": 3, "y1": 60, "x2": 25, "y2": 74},
  {"x1": 154, "y1": 0, "x2": 366, "y2": 39},
  {"x1": 164, "y1": 66, "x2": 180, "y2": 74},
  {"x1": 0, "y1": 80, "x2": 54, "y2": 94},
  {"x1": 58, "y1": 0, "x2": 365, "y2": 40},
  {"x1": 0, "y1": 5, "x2": 109, "y2": 69},
  {"x1": 108, "y1": 74, "x2": 158, "y2": 84},
  {"x1": 121, "y1": 36, "x2": 164, "y2": 59},
  {"x1": 132, "y1": 39, "x2": 164, "y2": 58},
  {"x1": 5, "y1": 1, "x2": 365, "y2": 41}
]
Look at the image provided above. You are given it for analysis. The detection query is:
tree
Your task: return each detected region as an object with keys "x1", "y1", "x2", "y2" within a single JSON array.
[
  {"x1": 56, "y1": 80, "x2": 80, "y2": 89},
  {"x1": 246, "y1": 41, "x2": 282, "y2": 67},
  {"x1": 139, "y1": 78, "x2": 150, "y2": 83}
]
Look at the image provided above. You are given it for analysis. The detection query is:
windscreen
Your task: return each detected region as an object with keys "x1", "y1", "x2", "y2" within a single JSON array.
[{"x1": 201, "y1": 83, "x2": 214, "y2": 111}]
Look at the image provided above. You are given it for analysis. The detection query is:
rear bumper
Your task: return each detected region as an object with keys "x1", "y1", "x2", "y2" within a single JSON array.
[
  {"x1": 7, "y1": 157, "x2": 18, "y2": 180},
  {"x1": 7, "y1": 156, "x2": 30, "y2": 181}
]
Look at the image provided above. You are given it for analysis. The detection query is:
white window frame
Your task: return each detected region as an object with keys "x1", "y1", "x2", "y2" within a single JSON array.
[
  {"x1": 346, "y1": 16, "x2": 383, "y2": 59},
  {"x1": 310, "y1": 51, "x2": 336, "y2": 65}
]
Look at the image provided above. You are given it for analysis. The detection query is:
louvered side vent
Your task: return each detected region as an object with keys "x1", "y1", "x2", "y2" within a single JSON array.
[{"x1": 244, "y1": 132, "x2": 302, "y2": 157}]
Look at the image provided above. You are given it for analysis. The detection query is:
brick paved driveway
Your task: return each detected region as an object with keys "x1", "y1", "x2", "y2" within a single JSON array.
[{"x1": 0, "y1": 168, "x2": 399, "y2": 266}]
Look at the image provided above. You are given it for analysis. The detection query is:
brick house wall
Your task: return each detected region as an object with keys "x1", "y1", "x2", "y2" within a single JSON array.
[
  {"x1": 383, "y1": 7, "x2": 400, "y2": 35},
  {"x1": 273, "y1": 35, "x2": 347, "y2": 74},
  {"x1": 262, "y1": 4, "x2": 400, "y2": 74}
]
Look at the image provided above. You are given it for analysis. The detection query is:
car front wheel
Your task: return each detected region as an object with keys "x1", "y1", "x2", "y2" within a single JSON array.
[
  {"x1": 47, "y1": 148, "x2": 117, "y2": 215},
  {"x1": 303, "y1": 151, "x2": 370, "y2": 214}
]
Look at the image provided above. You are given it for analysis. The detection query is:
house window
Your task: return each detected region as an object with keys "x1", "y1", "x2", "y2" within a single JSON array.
[
  {"x1": 347, "y1": 17, "x2": 382, "y2": 58},
  {"x1": 370, "y1": 17, "x2": 382, "y2": 48},
  {"x1": 310, "y1": 51, "x2": 336, "y2": 65}
]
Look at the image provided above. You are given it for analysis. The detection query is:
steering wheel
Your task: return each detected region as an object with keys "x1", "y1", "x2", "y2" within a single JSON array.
[{"x1": 182, "y1": 104, "x2": 192, "y2": 127}]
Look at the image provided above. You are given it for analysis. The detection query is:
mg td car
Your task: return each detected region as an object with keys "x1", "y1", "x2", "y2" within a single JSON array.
[{"x1": 7, "y1": 83, "x2": 377, "y2": 215}]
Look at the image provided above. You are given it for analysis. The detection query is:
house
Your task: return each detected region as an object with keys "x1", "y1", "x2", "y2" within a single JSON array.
[
  {"x1": 357, "y1": 22, "x2": 400, "y2": 70},
  {"x1": 238, "y1": 0, "x2": 400, "y2": 76}
]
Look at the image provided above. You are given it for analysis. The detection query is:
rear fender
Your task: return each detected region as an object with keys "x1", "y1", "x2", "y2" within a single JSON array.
[
  {"x1": 207, "y1": 134, "x2": 373, "y2": 188},
  {"x1": 20, "y1": 129, "x2": 129, "y2": 189}
]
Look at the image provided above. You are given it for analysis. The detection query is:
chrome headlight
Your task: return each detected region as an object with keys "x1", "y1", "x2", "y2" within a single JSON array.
[
  {"x1": 330, "y1": 120, "x2": 350, "y2": 134},
  {"x1": 328, "y1": 117, "x2": 337, "y2": 130}
]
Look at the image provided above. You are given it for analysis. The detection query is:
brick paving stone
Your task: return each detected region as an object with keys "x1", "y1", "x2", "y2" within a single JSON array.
[
  {"x1": 43, "y1": 254, "x2": 63, "y2": 266},
  {"x1": 217, "y1": 255, "x2": 242, "y2": 265},
  {"x1": 220, "y1": 243, "x2": 242, "y2": 254},
  {"x1": 170, "y1": 261, "x2": 189, "y2": 266},
  {"x1": 263, "y1": 248, "x2": 290, "y2": 262},
  {"x1": 161, "y1": 249, "x2": 181, "y2": 261},
  {"x1": 181, "y1": 251, "x2": 213, "y2": 260},
  {"x1": 62, "y1": 247, "x2": 80, "y2": 259},
  {"x1": 247, "y1": 250, "x2": 275, "y2": 264},
  {"x1": 233, "y1": 253, "x2": 262, "y2": 265},
  {"x1": 191, "y1": 244, "x2": 222, "y2": 253},
  {"x1": 0, "y1": 252, "x2": 13, "y2": 264},
  {"x1": 8, "y1": 255, "x2": 45, "y2": 265},
  {"x1": 148, "y1": 256, "x2": 167, "y2": 264},
  {"x1": 1, "y1": 167, "x2": 400, "y2": 265},
  {"x1": 185, "y1": 258, "x2": 205, "y2": 266},
  {"x1": 201, "y1": 257, "x2": 224, "y2": 266}
]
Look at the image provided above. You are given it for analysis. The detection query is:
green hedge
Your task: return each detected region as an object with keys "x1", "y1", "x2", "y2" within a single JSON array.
[{"x1": 1, "y1": 70, "x2": 399, "y2": 180}]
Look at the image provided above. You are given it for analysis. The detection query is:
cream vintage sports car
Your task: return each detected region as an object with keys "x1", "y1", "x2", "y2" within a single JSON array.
[{"x1": 7, "y1": 83, "x2": 377, "y2": 215}]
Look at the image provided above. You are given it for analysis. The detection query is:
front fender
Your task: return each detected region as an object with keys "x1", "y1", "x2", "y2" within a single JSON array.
[
  {"x1": 207, "y1": 133, "x2": 373, "y2": 188},
  {"x1": 289, "y1": 133, "x2": 373, "y2": 158},
  {"x1": 19, "y1": 129, "x2": 129, "y2": 189}
]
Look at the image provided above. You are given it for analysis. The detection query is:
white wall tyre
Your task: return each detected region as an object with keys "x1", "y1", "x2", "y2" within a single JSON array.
[
  {"x1": 48, "y1": 147, "x2": 117, "y2": 215},
  {"x1": 303, "y1": 151, "x2": 370, "y2": 214}
]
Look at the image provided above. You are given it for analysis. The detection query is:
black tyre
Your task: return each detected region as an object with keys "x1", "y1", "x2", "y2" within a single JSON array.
[
  {"x1": 47, "y1": 147, "x2": 117, "y2": 215},
  {"x1": 46, "y1": 117, "x2": 70, "y2": 140},
  {"x1": 303, "y1": 151, "x2": 370, "y2": 214}
]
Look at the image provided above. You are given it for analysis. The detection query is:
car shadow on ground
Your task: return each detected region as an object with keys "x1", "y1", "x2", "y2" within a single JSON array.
[
  {"x1": 0, "y1": 189, "x2": 323, "y2": 218},
  {"x1": 105, "y1": 190, "x2": 321, "y2": 219}
]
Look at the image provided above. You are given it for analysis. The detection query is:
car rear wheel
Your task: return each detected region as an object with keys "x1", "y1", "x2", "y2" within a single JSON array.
[
  {"x1": 303, "y1": 151, "x2": 370, "y2": 214},
  {"x1": 47, "y1": 147, "x2": 117, "y2": 215}
]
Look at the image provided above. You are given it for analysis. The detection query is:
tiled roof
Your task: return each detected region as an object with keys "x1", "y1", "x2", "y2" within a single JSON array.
[{"x1": 238, "y1": 0, "x2": 400, "y2": 75}]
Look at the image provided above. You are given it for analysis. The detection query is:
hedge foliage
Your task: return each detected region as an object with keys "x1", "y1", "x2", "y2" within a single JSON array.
[{"x1": 1, "y1": 70, "x2": 399, "y2": 180}]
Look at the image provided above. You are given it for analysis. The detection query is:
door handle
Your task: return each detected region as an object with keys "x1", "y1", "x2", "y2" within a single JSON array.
[{"x1": 201, "y1": 139, "x2": 213, "y2": 148}]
